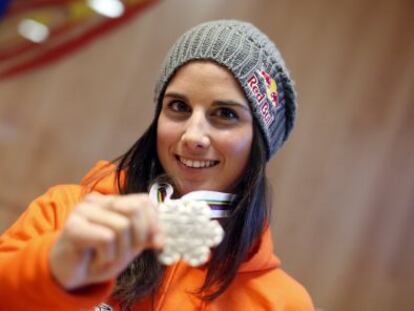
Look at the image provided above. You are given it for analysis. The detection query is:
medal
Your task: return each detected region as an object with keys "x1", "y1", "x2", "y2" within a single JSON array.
[{"x1": 149, "y1": 183, "x2": 235, "y2": 266}]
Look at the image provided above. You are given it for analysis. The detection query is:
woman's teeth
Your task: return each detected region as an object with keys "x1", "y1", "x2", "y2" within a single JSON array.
[{"x1": 179, "y1": 157, "x2": 218, "y2": 168}]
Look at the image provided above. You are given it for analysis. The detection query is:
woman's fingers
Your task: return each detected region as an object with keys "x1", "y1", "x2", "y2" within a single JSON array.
[
  {"x1": 88, "y1": 193, "x2": 164, "y2": 250},
  {"x1": 50, "y1": 192, "x2": 164, "y2": 290},
  {"x1": 81, "y1": 193, "x2": 163, "y2": 253},
  {"x1": 50, "y1": 212, "x2": 117, "y2": 289},
  {"x1": 76, "y1": 201, "x2": 132, "y2": 262}
]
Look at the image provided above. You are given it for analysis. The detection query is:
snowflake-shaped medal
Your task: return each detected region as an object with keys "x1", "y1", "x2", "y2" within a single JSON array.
[{"x1": 157, "y1": 199, "x2": 224, "y2": 267}]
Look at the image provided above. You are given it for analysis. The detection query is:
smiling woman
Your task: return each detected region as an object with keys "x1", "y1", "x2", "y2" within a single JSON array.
[
  {"x1": 157, "y1": 61, "x2": 253, "y2": 195},
  {"x1": 0, "y1": 20, "x2": 313, "y2": 310}
]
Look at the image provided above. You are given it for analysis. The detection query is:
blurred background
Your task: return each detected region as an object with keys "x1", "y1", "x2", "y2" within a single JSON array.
[{"x1": 0, "y1": 0, "x2": 413, "y2": 310}]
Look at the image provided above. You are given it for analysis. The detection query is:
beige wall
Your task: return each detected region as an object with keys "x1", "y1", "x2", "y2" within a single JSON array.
[{"x1": 1, "y1": 0, "x2": 413, "y2": 310}]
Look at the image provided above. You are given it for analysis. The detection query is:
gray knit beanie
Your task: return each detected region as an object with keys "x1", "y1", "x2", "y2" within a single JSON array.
[{"x1": 154, "y1": 20, "x2": 297, "y2": 160}]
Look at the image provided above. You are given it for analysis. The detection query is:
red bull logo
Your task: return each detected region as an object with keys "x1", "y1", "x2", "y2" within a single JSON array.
[
  {"x1": 247, "y1": 74, "x2": 265, "y2": 103},
  {"x1": 258, "y1": 70, "x2": 279, "y2": 109},
  {"x1": 246, "y1": 69, "x2": 280, "y2": 127},
  {"x1": 260, "y1": 100, "x2": 273, "y2": 125}
]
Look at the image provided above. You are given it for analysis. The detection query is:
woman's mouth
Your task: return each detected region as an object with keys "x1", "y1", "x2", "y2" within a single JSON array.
[{"x1": 177, "y1": 156, "x2": 219, "y2": 169}]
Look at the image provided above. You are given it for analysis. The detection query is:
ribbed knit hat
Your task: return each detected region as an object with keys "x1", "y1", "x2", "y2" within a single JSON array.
[{"x1": 154, "y1": 20, "x2": 297, "y2": 160}]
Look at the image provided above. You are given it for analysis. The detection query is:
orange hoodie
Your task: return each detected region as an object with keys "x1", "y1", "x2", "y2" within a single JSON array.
[{"x1": 0, "y1": 161, "x2": 314, "y2": 311}]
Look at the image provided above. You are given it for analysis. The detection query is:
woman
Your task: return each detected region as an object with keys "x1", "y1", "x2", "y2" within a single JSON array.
[{"x1": 0, "y1": 20, "x2": 314, "y2": 310}]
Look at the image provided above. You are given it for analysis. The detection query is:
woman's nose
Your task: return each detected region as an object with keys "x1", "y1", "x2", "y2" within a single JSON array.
[{"x1": 181, "y1": 113, "x2": 211, "y2": 151}]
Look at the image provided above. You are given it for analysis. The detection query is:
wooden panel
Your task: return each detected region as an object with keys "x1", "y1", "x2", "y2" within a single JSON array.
[{"x1": 1, "y1": 0, "x2": 413, "y2": 310}]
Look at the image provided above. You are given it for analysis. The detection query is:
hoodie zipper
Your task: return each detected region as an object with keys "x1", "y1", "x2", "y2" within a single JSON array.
[{"x1": 155, "y1": 263, "x2": 179, "y2": 311}]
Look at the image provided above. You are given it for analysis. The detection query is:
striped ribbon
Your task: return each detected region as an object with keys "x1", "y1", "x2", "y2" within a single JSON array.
[{"x1": 149, "y1": 183, "x2": 235, "y2": 218}]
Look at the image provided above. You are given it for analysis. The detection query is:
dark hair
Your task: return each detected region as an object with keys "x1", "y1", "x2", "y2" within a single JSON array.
[{"x1": 111, "y1": 114, "x2": 270, "y2": 310}]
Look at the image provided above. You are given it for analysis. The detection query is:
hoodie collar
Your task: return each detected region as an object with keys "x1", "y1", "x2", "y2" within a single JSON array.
[{"x1": 238, "y1": 227, "x2": 280, "y2": 272}]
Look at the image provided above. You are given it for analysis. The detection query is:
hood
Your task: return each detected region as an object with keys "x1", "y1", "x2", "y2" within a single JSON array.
[
  {"x1": 80, "y1": 160, "x2": 120, "y2": 195},
  {"x1": 80, "y1": 161, "x2": 281, "y2": 272},
  {"x1": 238, "y1": 227, "x2": 281, "y2": 273}
]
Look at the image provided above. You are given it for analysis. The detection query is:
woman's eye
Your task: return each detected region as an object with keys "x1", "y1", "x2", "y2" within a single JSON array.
[
  {"x1": 167, "y1": 100, "x2": 191, "y2": 113},
  {"x1": 214, "y1": 108, "x2": 239, "y2": 121}
]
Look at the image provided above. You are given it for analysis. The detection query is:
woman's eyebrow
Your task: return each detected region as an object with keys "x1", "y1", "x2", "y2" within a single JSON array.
[
  {"x1": 164, "y1": 92, "x2": 188, "y2": 101},
  {"x1": 212, "y1": 100, "x2": 250, "y2": 111}
]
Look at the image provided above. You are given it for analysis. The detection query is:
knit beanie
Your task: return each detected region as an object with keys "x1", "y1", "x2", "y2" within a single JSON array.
[{"x1": 154, "y1": 20, "x2": 297, "y2": 160}]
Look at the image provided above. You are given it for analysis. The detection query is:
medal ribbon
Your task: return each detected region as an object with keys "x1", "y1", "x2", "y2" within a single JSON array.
[{"x1": 149, "y1": 183, "x2": 235, "y2": 218}]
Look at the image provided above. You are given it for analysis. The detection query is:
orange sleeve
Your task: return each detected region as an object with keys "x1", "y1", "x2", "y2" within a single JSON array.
[{"x1": 0, "y1": 185, "x2": 114, "y2": 311}]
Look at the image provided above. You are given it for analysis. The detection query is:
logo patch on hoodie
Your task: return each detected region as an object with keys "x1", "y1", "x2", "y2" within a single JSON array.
[{"x1": 95, "y1": 303, "x2": 113, "y2": 311}]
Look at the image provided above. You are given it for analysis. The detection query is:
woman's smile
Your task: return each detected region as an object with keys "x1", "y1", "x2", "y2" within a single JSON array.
[{"x1": 176, "y1": 155, "x2": 220, "y2": 169}]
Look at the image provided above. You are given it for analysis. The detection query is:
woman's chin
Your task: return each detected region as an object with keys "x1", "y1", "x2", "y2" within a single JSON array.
[
  {"x1": 175, "y1": 181, "x2": 211, "y2": 195},
  {"x1": 176, "y1": 184, "x2": 197, "y2": 196}
]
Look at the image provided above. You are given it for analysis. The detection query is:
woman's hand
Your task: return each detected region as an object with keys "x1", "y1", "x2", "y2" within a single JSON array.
[{"x1": 49, "y1": 193, "x2": 163, "y2": 291}]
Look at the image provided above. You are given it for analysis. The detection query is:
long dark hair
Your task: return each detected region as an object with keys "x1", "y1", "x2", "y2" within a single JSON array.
[{"x1": 111, "y1": 114, "x2": 270, "y2": 310}]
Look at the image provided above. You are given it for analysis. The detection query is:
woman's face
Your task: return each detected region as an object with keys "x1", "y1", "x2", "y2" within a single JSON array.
[{"x1": 157, "y1": 61, "x2": 253, "y2": 195}]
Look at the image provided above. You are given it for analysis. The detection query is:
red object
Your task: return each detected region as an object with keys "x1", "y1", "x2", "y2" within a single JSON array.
[{"x1": 0, "y1": 0, "x2": 159, "y2": 80}]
